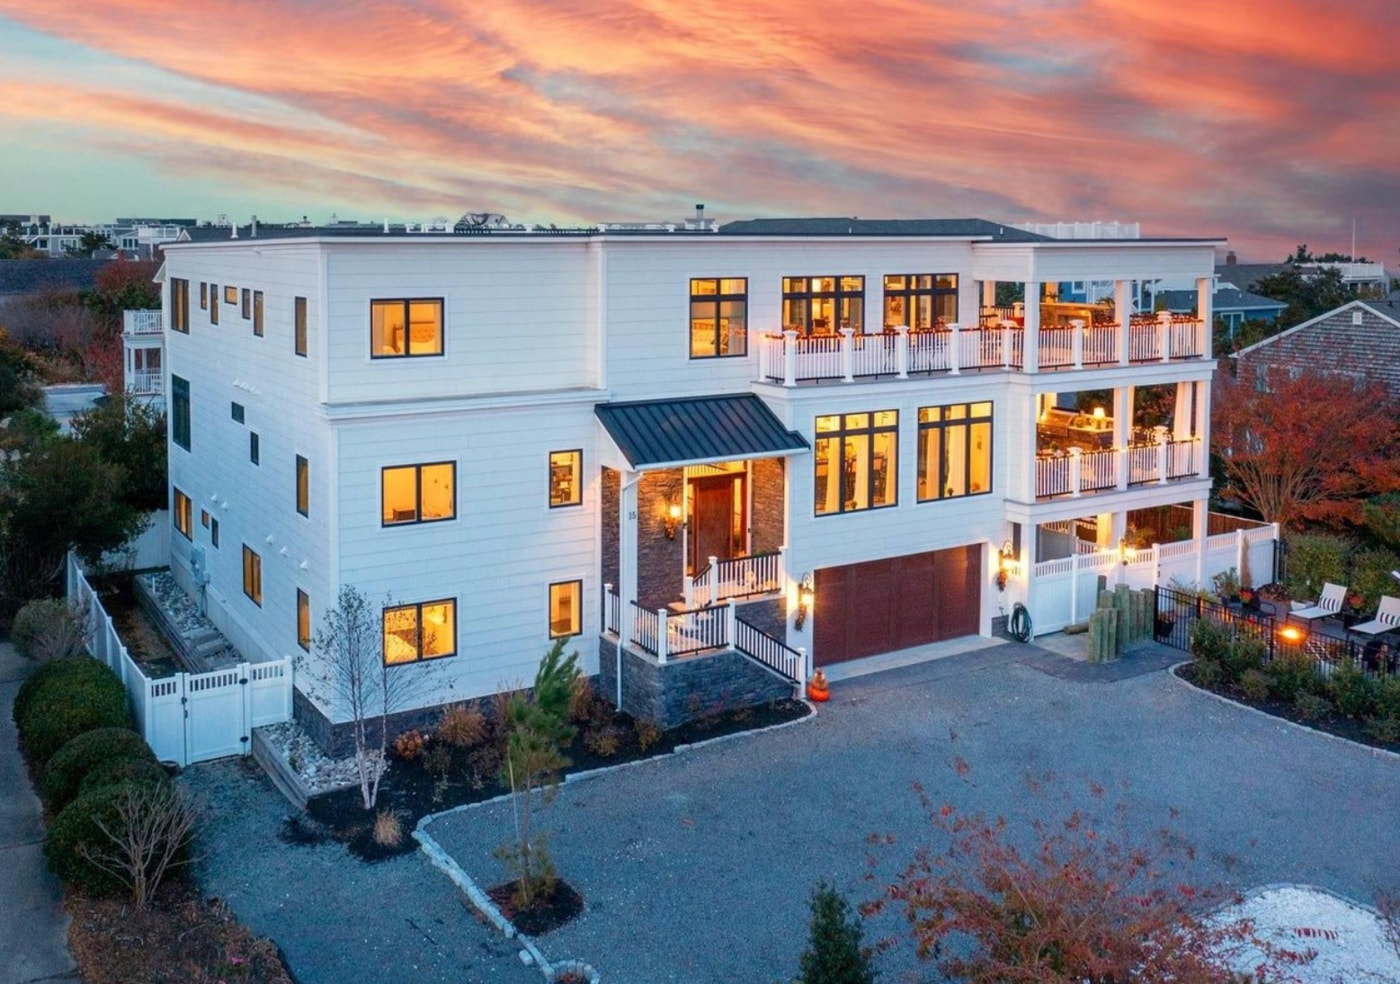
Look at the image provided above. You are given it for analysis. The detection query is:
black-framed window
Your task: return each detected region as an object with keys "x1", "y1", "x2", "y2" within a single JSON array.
[
  {"x1": 210, "y1": 285, "x2": 219, "y2": 325},
  {"x1": 549, "y1": 580, "x2": 582, "y2": 638},
  {"x1": 200, "y1": 282, "x2": 208, "y2": 310},
  {"x1": 383, "y1": 599, "x2": 457, "y2": 664},
  {"x1": 249, "y1": 432, "x2": 260, "y2": 465},
  {"x1": 241, "y1": 288, "x2": 251, "y2": 320},
  {"x1": 294, "y1": 297, "x2": 307, "y2": 356},
  {"x1": 170, "y1": 278, "x2": 190, "y2": 333},
  {"x1": 200, "y1": 509, "x2": 209, "y2": 529},
  {"x1": 918, "y1": 401, "x2": 993, "y2": 501},
  {"x1": 371, "y1": 298, "x2": 443, "y2": 358},
  {"x1": 210, "y1": 517, "x2": 220, "y2": 548},
  {"x1": 883, "y1": 274, "x2": 958, "y2": 329},
  {"x1": 253, "y1": 290, "x2": 264, "y2": 336},
  {"x1": 173, "y1": 487, "x2": 192, "y2": 539},
  {"x1": 224, "y1": 285, "x2": 238, "y2": 305},
  {"x1": 171, "y1": 375, "x2": 190, "y2": 450},
  {"x1": 381, "y1": 462, "x2": 455, "y2": 525},
  {"x1": 814, "y1": 410, "x2": 897, "y2": 515},
  {"x1": 242, "y1": 545, "x2": 262, "y2": 606},
  {"x1": 296, "y1": 455, "x2": 309, "y2": 516},
  {"x1": 231, "y1": 402, "x2": 244, "y2": 424},
  {"x1": 297, "y1": 589, "x2": 311, "y2": 651},
  {"x1": 549, "y1": 450, "x2": 582, "y2": 507},
  {"x1": 689, "y1": 278, "x2": 747, "y2": 357},
  {"x1": 782, "y1": 276, "x2": 864, "y2": 335}
]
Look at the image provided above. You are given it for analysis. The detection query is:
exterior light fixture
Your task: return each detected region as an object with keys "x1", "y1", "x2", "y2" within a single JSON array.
[
  {"x1": 795, "y1": 572, "x2": 815, "y2": 630},
  {"x1": 1277, "y1": 624, "x2": 1305, "y2": 644},
  {"x1": 1118, "y1": 536, "x2": 1134, "y2": 566},
  {"x1": 996, "y1": 539, "x2": 1014, "y2": 592},
  {"x1": 663, "y1": 501, "x2": 684, "y2": 540}
]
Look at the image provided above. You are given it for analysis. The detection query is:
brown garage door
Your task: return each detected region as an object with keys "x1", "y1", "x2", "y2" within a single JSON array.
[{"x1": 813, "y1": 545, "x2": 980, "y2": 666}]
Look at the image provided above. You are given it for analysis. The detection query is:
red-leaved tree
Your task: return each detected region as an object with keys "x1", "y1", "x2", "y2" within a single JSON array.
[{"x1": 1213, "y1": 368, "x2": 1400, "y2": 529}]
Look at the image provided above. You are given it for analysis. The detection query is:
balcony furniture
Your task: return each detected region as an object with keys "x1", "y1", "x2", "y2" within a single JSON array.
[
  {"x1": 1288, "y1": 582, "x2": 1348, "y2": 626},
  {"x1": 1349, "y1": 596, "x2": 1400, "y2": 638}
]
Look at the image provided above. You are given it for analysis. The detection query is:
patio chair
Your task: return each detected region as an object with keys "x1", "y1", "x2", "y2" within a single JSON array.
[
  {"x1": 1288, "y1": 582, "x2": 1347, "y2": 625},
  {"x1": 1349, "y1": 595, "x2": 1400, "y2": 638}
]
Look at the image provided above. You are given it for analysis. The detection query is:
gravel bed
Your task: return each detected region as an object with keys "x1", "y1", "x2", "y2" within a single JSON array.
[
  {"x1": 258, "y1": 720, "x2": 368, "y2": 795},
  {"x1": 140, "y1": 571, "x2": 244, "y2": 670}
]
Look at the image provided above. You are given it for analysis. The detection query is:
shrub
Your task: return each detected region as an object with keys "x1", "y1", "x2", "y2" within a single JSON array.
[
  {"x1": 372, "y1": 809, "x2": 403, "y2": 847},
  {"x1": 1294, "y1": 692, "x2": 1333, "y2": 722},
  {"x1": 1193, "y1": 659, "x2": 1222, "y2": 688},
  {"x1": 12, "y1": 598, "x2": 85, "y2": 662},
  {"x1": 1222, "y1": 635, "x2": 1267, "y2": 684},
  {"x1": 1364, "y1": 715, "x2": 1400, "y2": 745},
  {"x1": 583, "y1": 725, "x2": 621, "y2": 758},
  {"x1": 1350, "y1": 547, "x2": 1400, "y2": 610},
  {"x1": 78, "y1": 757, "x2": 170, "y2": 798},
  {"x1": 568, "y1": 676, "x2": 597, "y2": 724},
  {"x1": 435, "y1": 703, "x2": 487, "y2": 749},
  {"x1": 1239, "y1": 668, "x2": 1271, "y2": 702},
  {"x1": 13, "y1": 656, "x2": 84, "y2": 728},
  {"x1": 1266, "y1": 651, "x2": 1318, "y2": 703},
  {"x1": 16, "y1": 658, "x2": 132, "y2": 766},
  {"x1": 635, "y1": 718, "x2": 662, "y2": 752},
  {"x1": 45, "y1": 780, "x2": 193, "y2": 902},
  {"x1": 393, "y1": 728, "x2": 426, "y2": 761},
  {"x1": 797, "y1": 880, "x2": 876, "y2": 984},
  {"x1": 40, "y1": 727, "x2": 152, "y2": 813},
  {"x1": 1283, "y1": 532, "x2": 1349, "y2": 601},
  {"x1": 1327, "y1": 661, "x2": 1375, "y2": 720},
  {"x1": 1374, "y1": 676, "x2": 1400, "y2": 722},
  {"x1": 1189, "y1": 618, "x2": 1230, "y2": 666}
]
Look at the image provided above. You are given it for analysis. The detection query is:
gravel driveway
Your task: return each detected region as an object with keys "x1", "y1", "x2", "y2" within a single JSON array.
[{"x1": 425, "y1": 641, "x2": 1400, "y2": 984}]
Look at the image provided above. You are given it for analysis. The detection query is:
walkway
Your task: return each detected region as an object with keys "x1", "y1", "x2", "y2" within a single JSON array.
[{"x1": 0, "y1": 641, "x2": 78, "y2": 984}]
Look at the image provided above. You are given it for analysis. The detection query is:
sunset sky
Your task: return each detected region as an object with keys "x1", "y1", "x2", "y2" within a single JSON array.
[{"x1": 2, "y1": 0, "x2": 1396, "y2": 261}]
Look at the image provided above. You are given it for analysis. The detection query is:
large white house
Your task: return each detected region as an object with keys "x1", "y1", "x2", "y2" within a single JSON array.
[{"x1": 157, "y1": 216, "x2": 1275, "y2": 750}]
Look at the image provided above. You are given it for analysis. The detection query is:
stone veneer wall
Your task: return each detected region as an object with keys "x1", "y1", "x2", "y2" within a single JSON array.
[
  {"x1": 735, "y1": 596, "x2": 788, "y2": 644},
  {"x1": 750, "y1": 457, "x2": 785, "y2": 555},
  {"x1": 601, "y1": 467, "x2": 619, "y2": 590},
  {"x1": 637, "y1": 469, "x2": 685, "y2": 610},
  {"x1": 597, "y1": 637, "x2": 795, "y2": 730}
]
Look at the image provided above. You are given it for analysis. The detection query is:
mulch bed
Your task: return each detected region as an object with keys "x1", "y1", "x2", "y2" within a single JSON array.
[
  {"x1": 1175, "y1": 662, "x2": 1400, "y2": 754},
  {"x1": 92, "y1": 572, "x2": 181, "y2": 677},
  {"x1": 304, "y1": 697, "x2": 811, "y2": 862},
  {"x1": 66, "y1": 879, "x2": 294, "y2": 984},
  {"x1": 486, "y1": 879, "x2": 585, "y2": 937}
]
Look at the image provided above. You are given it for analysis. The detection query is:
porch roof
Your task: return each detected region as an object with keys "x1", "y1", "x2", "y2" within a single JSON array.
[{"x1": 595, "y1": 393, "x2": 809, "y2": 469}]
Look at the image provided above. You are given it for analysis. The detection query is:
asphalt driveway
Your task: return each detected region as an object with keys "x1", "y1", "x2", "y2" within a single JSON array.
[{"x1": 425, "y1": 641, "x2": 1400, "y2": 984}]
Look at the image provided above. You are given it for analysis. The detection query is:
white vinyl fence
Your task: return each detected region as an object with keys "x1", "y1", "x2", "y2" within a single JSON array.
[{"x1": 67, "y1": 555, "x2": 292, "y2": 766}]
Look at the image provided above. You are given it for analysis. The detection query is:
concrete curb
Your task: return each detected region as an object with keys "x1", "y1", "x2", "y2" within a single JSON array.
[
  {"x1": 413, "y1": 699, "x2": 819, "y2": 982},
  {"x1": 1169, "y1": 660, "x2": 1400, "y2": 763}
]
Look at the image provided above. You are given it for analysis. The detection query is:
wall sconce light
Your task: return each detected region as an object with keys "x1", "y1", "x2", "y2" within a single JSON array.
[
  {"x1": 1118, "y1": 536, "x2": 1135, "y2": 567},
  {"x1": 795, "y1": 572, "x2": 815, "y2": 630},
  {"x1": 663, "y1": 501, "x2": 684, "y2": 540},
  {"x1": 996, "y1": 539, "x2": 1014, "y2": 592}
]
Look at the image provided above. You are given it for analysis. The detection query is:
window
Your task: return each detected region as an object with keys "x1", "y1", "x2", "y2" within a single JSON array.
[
  {"x1": 171, "y1": 375, "x2": 190, "y2": 450},
  {"x1": 210, "y1": 285, "x2": 219, "y2": 325},
  {"x1": 200, "y1": 509, "x2": 209, "y2": 529},
  {"x1": 210, "y1": 517, "x2": 220, "y2": 548},
  {"x1": 814, "y1": 410, "x2": 898, "y2": 515},
  {"x1": 297, "y1": 590, "x2": 311, "y2": 651},
  {"x1": 296, "y1": 455, "x2": 309, "y2": 516},
  {"x1": 173, "y1": 488, "x2": 192, "y2": 539},
  {"x1": 783, "y1": 276, "x2": 864, "y2": 335},
  {"x1": 689, "y1": 278, "x2": 747, "y2": 357},
  {"x1": 242, "y1": 546, "x2": 262, "y2": 606},
  {"x1": 253, "y1": 290, "x2": 264, "y2": 336},
  {"x1": 241, "y1": 288, "x2": 251, "y2": 320},
  {"x1": 200, "y1": 282, "x2": 208, "y2": 310},
  {"x1": 382, "y1": 600, "x2": 456, "y2": 664},
  {"x1": 381, "y1": 462, "x2": 455, "y2": 525},
  {"x1": 294, "y1": 297, "x2": 307, "y2": 356},
  {"x1": 170, "y1": 278, "x2": 190, "y2": 333},
  {"x1": 371, "y1": 298, "x2": 443, "y2": 357},
  {"x1": 883, "y1": 274, "x2": 958, "y2": 330},
  {"x1": 549, "y1": 580, "x2": 582, "y2": 638},
  {"x1": 231, "y1": 402, "x2": 244, "y2": 424},
  {"x1": 918, "y1": 402, "x2": 993, "y2": 501},
  {"x1": 224, "y1": 285, "x2": 238, "y2": 305},
  {"x1": 549, "y1": 450, "x2": 581, "y2": 507},
  {"x1": 249, "y1": 432, "x2": 260, "y2": 465}
]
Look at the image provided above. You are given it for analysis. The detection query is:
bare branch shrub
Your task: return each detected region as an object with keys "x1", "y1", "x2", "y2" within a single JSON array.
[{"x1": 76, "y1": 782, "x2": 199, "y2": 909}]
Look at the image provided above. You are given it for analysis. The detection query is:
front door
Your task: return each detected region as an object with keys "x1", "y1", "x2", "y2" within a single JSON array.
[{"x1": 689, "y1": 474, "x2": 745, "y2": 574}]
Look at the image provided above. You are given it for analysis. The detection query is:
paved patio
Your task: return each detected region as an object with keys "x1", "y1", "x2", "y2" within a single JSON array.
[{"x1": 425, "y1": 640, "x2": 1400, "y2": 984}]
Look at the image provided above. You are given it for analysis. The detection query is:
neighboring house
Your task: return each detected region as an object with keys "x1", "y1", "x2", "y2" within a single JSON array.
[
  {"x1": 1233, "y1": 299, "x2": 1400, "y2": 396},
  {"x1": 158, "y1": 216, "x2": 1264, "y2": 752},
  {"x1": 1155, "y1": 283, "x2": 1287, "y2": 332},
  {"x1": 0, "y1": 258, "x2": 105, "y2": 311},
  {"x1": 121, "y1": 308, "x2": 165, "y2": 409},
  {"x1": 1216, "y1": 256, "x2": 1391, "y2": 297}
]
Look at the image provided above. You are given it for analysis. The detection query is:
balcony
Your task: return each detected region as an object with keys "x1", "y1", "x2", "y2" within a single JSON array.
[
  {"x1": 129, "y1": 369, "x2": 163, "y2": 397},
  {"x1": 122, "y1": 310, "x2": 162, "y2": 335},
  {"x1": 1034, "y1": 438, "x2": 1201, "y2": 500},
  {"x1": 756, "y1": 315, "x2": 1204, "y2": 386}
]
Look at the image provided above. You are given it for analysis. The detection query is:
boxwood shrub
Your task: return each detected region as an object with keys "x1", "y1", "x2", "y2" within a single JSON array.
[
  {"x1": 13, "y1": 657, "x2": 86, "y2": 729},
  {"x1": 44, "y1": 779, "x2": 182, "y2": 897},
  {"x1": 40, "y1": 727, "x2": 153, "y2": 813},
  {"x1": 78, "y1": 757, "x2": 170, "y2": 798},
  {"x1": 15, "y1": 658, "x2": 132, "y2": 767},
  {"x1": 11, "y1": 598, "x2": 69, "y2": 660}
]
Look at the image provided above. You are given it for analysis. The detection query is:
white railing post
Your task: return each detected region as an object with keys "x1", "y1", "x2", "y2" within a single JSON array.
[
  {"x1": 1002, "y1": 324, "x2": 1013, "y2": 369},
  {"x1": 1116, "y1": 444, "x2": 1129, "y2": 490},
  {"x1": 1070, "y1": 318, "x2": 1084, "y2": 369},
  {"x1": 1235, "y1": 529, "x2": 1245, "y2": 580},
  {"x1": 782, "y1": 330, "x2": 797, "y2": 387},
  {"x1": 1068, "y1": 447, "x2": 1082, "y2": 498},
  {"x1": 1158, "y1": 312, "x2": 1171, "y2": 363},
  {"x1": 707, "y1": 555, "x2": 719, "y2": 603},
  {"x1": 655, "y1": 607, "x2": 669, "y2": 664},
  {"x1": 839, "y1": 328, "x2": 855, "y2": 382},
  {"x1": 797, "y1": 646, "x2": 809, "y2": 689},
  {"x1": 725, "y1": 599, "x2": 737, "y2": 650},
  {"x1": 948, "y1": 323, "x2": 962, "y2": 375},
  {"x1": 757, "y1": 336, "x2": 771, "y2": 381},
  {"x1": 682, "y1": 576, "x2": 693, "y2": 609},
  {"x1": 1069, "y1": 551, "x2": 1079, "y2": 623},
  {"x1": 895, "y1": 325, "x2": 909, "y2": 379},
  {"x1": 1156, "y1": 433, "x2": 1169, "y2": 486}
]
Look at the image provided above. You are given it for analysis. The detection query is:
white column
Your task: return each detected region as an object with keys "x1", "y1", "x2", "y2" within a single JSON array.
[
  {"x1": 1068, "y1": 447, "x2": 1082, "y2": 498},
  {"x1": 1115, "y1": 279, "x2": 1132, "y2": 366},
  {"x1": 1114, "y1": 386, "x2": 1131, "y2": 489},
  {"x1": 948, "y1": 323, "x2": 961, "y2": 374},
  {"x1": 1157, "y1": 311, "x2": 1172, "y2": 363},
  {"x1": 1070, "y1": 318, "x2": 1084, "y2": 369},
  {"x1": 619, "y1": 470, "x2": 640, "y2": 643},
  {"x1": 655, "y1": 607, "x2": 669, "y2": 663},
  {"x1": 981, "y1": 279, "x2": 996, "y2": 312},
  {"x1": 895, "y1": 325, "x2": 909, "y2": 378},
  {"x1": 1173, "y1": 382, "x2": 1194, "y2": 440},
  {"x1": 1194, "y1": 381, "x2": 1211, "y2": 479},
  {"x1": 1022, "y1": 281, "x2": 1040, "y2": 372},
  {"x1": 782, "y1": 330, "x2": 797, "y2": 387},
  {"x1": 1156, "y1": 427, "x2": 1170, "y2": 485},
  {"x1": 1196, "y1": 275, "x2": 1213, "y2": 358}
]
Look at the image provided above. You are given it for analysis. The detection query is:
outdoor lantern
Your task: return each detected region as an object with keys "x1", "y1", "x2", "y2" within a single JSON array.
[
  {"x1": 663, "y1": 501, "x2": 683, "y2": 539},
  {"x1": 795, "y1": 572, "x2": 815, "y2": 629},
  {"x1": 996, "y1": 540, "x2": 1014, "y2": 592},
  {"x1": 1278, "y1": 624, "x2": 1305, "y2": 644}
]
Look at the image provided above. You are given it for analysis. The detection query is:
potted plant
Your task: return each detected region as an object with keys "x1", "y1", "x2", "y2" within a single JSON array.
[{"x1": 1210, "y1": 567, "x2": 1242, "y2": 605}]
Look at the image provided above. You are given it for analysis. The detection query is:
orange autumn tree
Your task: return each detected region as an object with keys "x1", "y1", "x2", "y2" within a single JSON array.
[{"x1": 1213, "y1": 367, "x2": 1400, "y2": 529}]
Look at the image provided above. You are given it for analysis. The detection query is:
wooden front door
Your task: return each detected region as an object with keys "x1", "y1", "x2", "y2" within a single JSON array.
[{"x1": 689, "y1": 474, "x2": 744, "y2": 574}]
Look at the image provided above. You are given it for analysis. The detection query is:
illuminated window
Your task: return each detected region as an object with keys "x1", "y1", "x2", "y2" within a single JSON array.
[
  {"x1": 296, "y1": 455, "x2": 309, "y2": 516},
  {"x1": 296, "y1": 589, "x2": 311, "y2": 651},
  {"x1": 549, "y1": 450, "x2": 582, "y2": 507},
  {"x1": 200, "y1": 282, "x2": 208, "y2": 310},
  {"x1": 294, "y1": 297, "x2": 307, "y2": 356},
  {"x1": 382, "y1": 600, "x2": 457, "y2": 664},
  {"x1": 689, "y1": 278, "x2": 747, "y2": 357},
  {"x1": 253, "y1": 290, "x2": 264, "y2": 336},
  {"x1": 224, "y1": 285, "x2": 238, "y2": 305},
  {"x1": 173, "y1": 488, "x2": 192, "y2": 539},
  {"x1": 782, "y1": 276, "x2": 864, "y2": 335},
  {"x1": 813, "y1": 410, "x2": 897, "y2": 515},
  {"x1": 371, "y1": 298, "x2": 443, "y2": 358},
  {"x1": 382, "y1": 462, "x2": 455, "y2": 525},
  {"x1": 549, "y1": 580, "x2": 582, "y2": 638},
  {"x1": 210, "y1": 285, "x2": 219, "y2": 325},
  {"x1": 200, "y1": 509, "x2": 209, "y2": 529},
  {"x1": 170, "y1": 278, "x2": 190, "y2": 333},
  {"x1": 883, "y1": 274, "x2": 958, "y2": 329},
  {"x1": 918, "y1": 402, "x2": 993, "y2": 501},
  {"x1": 241, "y1": 288, "x2": 251, "y2": 320},
  {"x1": 242, "y1": 546, "x2": 262, "y2": 606},
  {"x1": 171, "y1": 375, "x2": 190, "y2": 450}
]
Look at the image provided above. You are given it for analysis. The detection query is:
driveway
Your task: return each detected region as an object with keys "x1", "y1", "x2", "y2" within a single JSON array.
[{"x1": 425, "y1": 641, "x2": 1400, "y2": 984}]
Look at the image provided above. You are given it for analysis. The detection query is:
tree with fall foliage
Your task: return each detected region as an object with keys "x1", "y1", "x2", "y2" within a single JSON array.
[{"x1": 1213, "y1": 368, "x2": 1400, "y2": 529}]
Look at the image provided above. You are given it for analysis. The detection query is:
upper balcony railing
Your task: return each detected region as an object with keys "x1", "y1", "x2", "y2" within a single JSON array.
[
  {"x1": 122, "y1": 310, "x2": 163, "y2": 335},
  {"x1": 128, "y1": 370, "x2": 163, "y2": 396},
  {"x1": 1034, "y1": 437, "x2": 1201, "y2": 500},
  {"x1": 756, "y1": 315, "x2": 1204, "y2": 386}
]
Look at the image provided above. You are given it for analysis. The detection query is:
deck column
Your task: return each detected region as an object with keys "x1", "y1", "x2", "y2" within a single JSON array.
[
  {"x1": 1158, "y1": 312, "x2": 1172, "y2": 363},
  {"x1": 1022, "y1": 282, "x2": 1040, "y2": 372},
  {"x1": 619, "y1": 470, "x2": 640, "y2": 645},
  {"x1": 1068, "y1": 447, "x2": 1082, "y2": 497},
  {"x1": 1195, "y1": 382, "x2": 1211, "y2": 480},
  {"x1": 1115, "y1": 279, "x2": 1132, "y2": 366},
  {"x1": 948, "y1": 323, "x2": 961, "y2": 375},
  {"x1": 1196, "y1": 275, "x2": 1213, "y2": 357},
  {"x1": 782, "y1": 330, "x2": 797, "y2": 387},
  {"x1": 1070, "y1": 318, "x2": 1084, "y2": 369},
  {"x1": 839, "y1": 327, "x2": 855, "y2": 382},
  {"x1": 895, "y1": 325, "x2": 909, "y2": 378}
]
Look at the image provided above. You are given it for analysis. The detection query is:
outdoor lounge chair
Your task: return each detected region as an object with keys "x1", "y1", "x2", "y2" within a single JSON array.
[
  {"x1": 1288, "y1": 582, "x2": 1347, "y2": 624},
  {"x1": 1349, "y1": 596, "x2": 1400, "y2": 638}
]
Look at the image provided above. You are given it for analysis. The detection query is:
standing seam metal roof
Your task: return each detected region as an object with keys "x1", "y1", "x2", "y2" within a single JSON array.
[{"x1": 595, "y1": 394, "x2": 809, "y2": 468}]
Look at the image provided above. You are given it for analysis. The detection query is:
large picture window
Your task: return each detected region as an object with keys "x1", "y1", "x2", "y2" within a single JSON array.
[
  {"x1": 371, "y1": 298, "x2": 443, "y2": 358},
  {"x1": 549, "y1": 580, "x2": 582, "y2": 638},
  {"x1": 170, "y1": 278, "x2": 190, "y2": 333},
  {"x1": 689, "y1": 278, "x2": 747, "y2": 357},
  {"x1": 383, "y1": 600, "x2": 457, "y2": 664},
  {"x1": 883, "y1": 274, "x2": 958, "y2": 329},
  {"x1": 172, "y1": 488, "x2": 192, "y2": 539},
  {"x1": 171, "y1": 375, "x2": 190, "y2": 450},
  {"x1": 242, "y1": 546, "x2": 262, "y2": 606},
  {"x1": 814, "y1": 410, "x2": 897, "y2": 515},
  {"x1": 783, "y1": 276, "x2": 864, "y2": 335},
  {"x1": 918, "y1": 402, "x2": 993, "y2": 501},
  {"x1": 382, "y1": 462, "x2": 455, "y2": 525}
]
